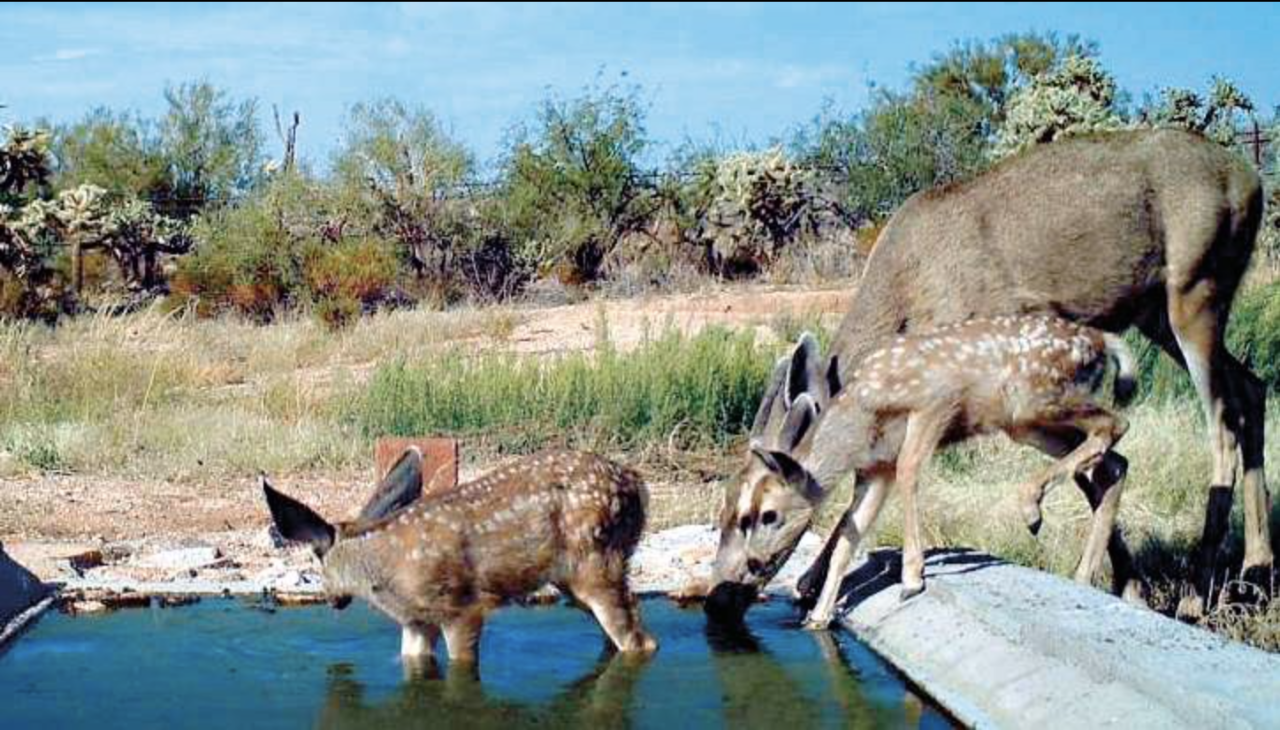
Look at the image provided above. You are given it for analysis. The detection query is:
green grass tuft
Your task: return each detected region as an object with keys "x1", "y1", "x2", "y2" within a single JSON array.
[{"x1": 352, "y1": 326, "x2": 777, "y2": 454}]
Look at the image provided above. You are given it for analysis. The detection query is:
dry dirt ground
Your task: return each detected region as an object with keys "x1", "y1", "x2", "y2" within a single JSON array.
[{"x1": 0, "y1": 285, "x2": 854, "y2": 590}]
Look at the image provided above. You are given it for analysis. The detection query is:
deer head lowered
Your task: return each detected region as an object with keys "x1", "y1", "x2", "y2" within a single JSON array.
[
  {"x1": 709, "y1": 316, "x2": 1140, "y2": 627},
  {"x1": 264, "y1": 447, "x2": 657, "y2": 668}
]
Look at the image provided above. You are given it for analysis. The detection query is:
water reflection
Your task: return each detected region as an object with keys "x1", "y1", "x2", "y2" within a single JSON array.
[
  {"x1": 316, "y1": 607, "x2": 940, "y2": 729},
  {"x1": 316, "y1": 650, "x2": 649, "y2": 729},
  {"x1": 705, "y1": 616, "x2": 920, "y2": 729}
]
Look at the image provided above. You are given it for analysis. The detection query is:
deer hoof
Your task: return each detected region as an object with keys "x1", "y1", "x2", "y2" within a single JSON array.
[
  {"x1": 1175, "y1": 594, "x2": 1205, "y2": 622},
  {"x1": 899, "y1": 584, "x2": 925, "y2": 602},
  {"x1": 1120, "y1": 579, "x2": 1149, "y2": 609},
  {"x1": 1021, "y1": 502, "x2": 1044, "y2": 536},
  {"x1": 801, "y1": 613, "x2": 833, "y2": 631},
  {"x1": 1241, "y1": 563, "x2": 1275, "y2": 597},
  {"x1": 1027, "y1": 516, "x2": 1043, "y2": 537}
]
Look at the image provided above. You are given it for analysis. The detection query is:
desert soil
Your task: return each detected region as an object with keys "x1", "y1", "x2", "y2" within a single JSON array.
[{"x1": 0, "y1": 285, "x2": 854, "y2": 593}]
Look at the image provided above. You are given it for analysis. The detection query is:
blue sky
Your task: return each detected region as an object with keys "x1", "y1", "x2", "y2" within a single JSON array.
[{"x1": 1, "y1": 2, "x2": 1277, "y2": 168}]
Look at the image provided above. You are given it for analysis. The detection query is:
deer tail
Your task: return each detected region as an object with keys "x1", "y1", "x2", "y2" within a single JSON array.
[{"x1": 1102, "y1": 333, "x2": 1137, "y2": 407}]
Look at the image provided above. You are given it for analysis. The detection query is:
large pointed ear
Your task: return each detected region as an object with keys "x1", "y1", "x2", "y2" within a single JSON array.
[
  {"x1": 825, "y1": 354, "x2": 842, "y2": 403},
  {"x1": 785, "y1": 332, "x2": 826, "y2": 408},
  {"x1": 749, "y1": 355, "x2": 790, "y2": 440},
  {"x1": 357, "y1": 446, "x2": 424, "y2": 523},
  {"x1": 262, "y1": 476, "x2": 335, "y2": 557},
  {"x1": 749, "y1": 443, "x2": 822, "y2": 503},
  {"x1": 783, "y1": 330, "x2": 824, "y2": 404},
  {"x1": 778, "y1": 393, "x2": 817, "y2": 451}
]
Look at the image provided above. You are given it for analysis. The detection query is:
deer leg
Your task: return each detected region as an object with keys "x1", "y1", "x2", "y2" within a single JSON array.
[
  {"x1": 1222, "y1": 354, "x2": 1273, "y2": 588},
  {"x1": 1016, "y1": 458, "x2": 1074, "y2": 536},
  {"x1": 803, "y1": 475, "x2": 890, "y2": 630},
  {"x1": 570, "y1": 557, "x2": 657, "y2": 654},
  {"x1": 442, "y1": 610, "x2": 486, "y2": 668},
  {"x1": 1015, "y1": 426, "x2": 1145, "y2": 602},
  {"x1": 1013, "y1": 408, "x2": 1121, "y2": 536},
  {"x1": 578, "y1": 585, "x2": 657, "y2": 655},
  {"x1": 896, "y1": 409, "x2": 953, "y2": 600},
  {"x1": 400, "y1": 623, "x2": 442, "y2": 679},
  {"x1": 401, "y1": 622, "x2": 440, "y2": 659},
  {"x1": 1076, "y1": 452, "x2": 1147, "y2": 605},
  {"x1": 1155, "y1": 280, "x2": 1270, "y2": 617},
  {"x1": 797, "y1": 480, "x2": 872, "y2": 608}
]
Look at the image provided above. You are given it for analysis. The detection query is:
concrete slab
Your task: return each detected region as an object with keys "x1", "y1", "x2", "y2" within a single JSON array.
[{"x1": 836, "y1": 549, "x2": 1280, "y2": 730}]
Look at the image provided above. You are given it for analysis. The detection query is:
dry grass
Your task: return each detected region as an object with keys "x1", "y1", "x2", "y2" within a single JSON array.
[{"x1": 0, "y1": 303, "x2": 528, "y2": 480}]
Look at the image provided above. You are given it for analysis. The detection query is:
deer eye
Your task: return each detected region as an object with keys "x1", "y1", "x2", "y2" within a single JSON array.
[
  {"x1": 738, "y1": 515, "x2": 752, "y2": 533},
  {"x1": 761, "y1": 510, "x2": 779, "y2": 527}
]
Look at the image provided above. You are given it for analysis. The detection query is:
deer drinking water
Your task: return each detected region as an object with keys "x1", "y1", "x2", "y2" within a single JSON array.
[
  {"x1": 708, "y1": 316, "x2": 1138, "y2": 628},
  {"x1": 724, "y1": 129, "x2": 1270, "y2": 619},
  {"x1": 263, "y1": 447, "x2": 657, "y2": 667}
]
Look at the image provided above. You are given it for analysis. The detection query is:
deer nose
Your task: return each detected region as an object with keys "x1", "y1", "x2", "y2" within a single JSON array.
[{"x1": 746, "y1": 558, "x2": 764, "y2": 575}]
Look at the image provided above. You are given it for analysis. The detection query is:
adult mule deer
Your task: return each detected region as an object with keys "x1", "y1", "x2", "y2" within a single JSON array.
[
  {"x1": 263, "y1": 447, "x2": 657, "y2": 669},
  {"x1": 711, "y1": 129, "x2": 1270, "y2": 620}
]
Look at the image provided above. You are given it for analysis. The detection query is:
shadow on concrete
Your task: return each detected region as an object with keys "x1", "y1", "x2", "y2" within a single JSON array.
[{"x1": 835, "y1": 548, "x2": 1005, "y2": 612}]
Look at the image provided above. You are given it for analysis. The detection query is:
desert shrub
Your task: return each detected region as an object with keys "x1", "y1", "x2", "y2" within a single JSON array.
[
  {"x1": 332, "y1": 99, "x2": 479, "y2": 290},
  {"x1": 1263, "y1": 187, "x2": 1280, "y2": 263},
  {"x1": 156, "y1": 81, "x2": 265, "y2": 218},
  {"x1": 500, "y1": 82, "x2": 654, "y2": 284},
  {"x1": 169, "y1": 194, "x2": 297, "y2": 320},
  {"x1": 791, "y1": 93, "x2": 990, "y2": 225},
  {"x1": 301, "y1": 237, "x2": 399, "y2": 330},
  {"x1": 354, "y1": 325, "x2": 775, "y2": 454}
]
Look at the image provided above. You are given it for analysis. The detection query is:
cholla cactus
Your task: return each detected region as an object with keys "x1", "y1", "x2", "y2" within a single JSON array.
[
  {"x1": 13, "y1": 198, "x2": 59, "y2": 239},
  {"x1": 0, "y1": 125, "x2": 52, "y2": 196},
  {"x1": 1145, "y1": 77, "x2": 1254, "y2": 146},
  {"x1": 698, "y1": 148, "x2": 821, "y2": 271},
  {"x1": 55, "y1": 184, "x2": 114, "y2": 241},
  {"x1": 992, "y1": 55, "x2": 1125, "y2": 159},
  {"x1": 1262, "y1": 187, "x2": 1280, "y2": 263},
  {"x1": 0, "y1": 201, "x2": 49, "y2": 280}
]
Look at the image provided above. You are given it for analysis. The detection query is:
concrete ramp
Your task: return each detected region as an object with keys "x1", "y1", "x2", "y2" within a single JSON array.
[
  {"x1": 837, "y1": 549, "x2": 1280, "y2": 730},
  {"x1": 0, "y1": 542, "x2": 51, "y2": 647}
]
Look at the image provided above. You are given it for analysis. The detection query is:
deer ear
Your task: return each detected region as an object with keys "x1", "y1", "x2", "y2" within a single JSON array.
[
  {"x1": 750, "y1": 445, "x2": 821, "y2": 504},
  {"x1": 779, "y1": 393, "x2": 817, "y2": 451},
  {"x1": 358, "y1": 446, "x2": 424, "y2": 523},
  {"x1": 262, "y1": 476, "x2": 335, "y2": 558},
  {"x1": 825, "y1": 354, "x2": 842, "y2": 402},
  {"x1": 785, "y1": 332, "x2": 825, "y2": 408},
  {"x1": 750, "y1": 355, "x2": 790, "y2": 440}
]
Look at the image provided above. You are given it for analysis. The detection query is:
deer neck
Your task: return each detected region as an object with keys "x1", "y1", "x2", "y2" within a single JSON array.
[
  {"x1": 792, "y1": 402, "x2": 872, "y2": 498},
  {"x1": 325, "y1": 533, "x2": 402, "y2": 597}
]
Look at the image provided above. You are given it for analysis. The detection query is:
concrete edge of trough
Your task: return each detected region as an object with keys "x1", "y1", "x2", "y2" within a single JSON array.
[
  {"x1": 0, "y1": 542, "x2": 54, "y2": 650},
  {"x1": 835, "y1": 548, "x2": 1280, "y2": 730},
  {"x1": 0, "y1": 595, "x2": 56, "y2": 650}
]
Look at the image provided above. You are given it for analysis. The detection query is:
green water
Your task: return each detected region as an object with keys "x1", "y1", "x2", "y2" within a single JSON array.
[{"x1": 0, "y1": 597, "x2": 951, "y2": 729}]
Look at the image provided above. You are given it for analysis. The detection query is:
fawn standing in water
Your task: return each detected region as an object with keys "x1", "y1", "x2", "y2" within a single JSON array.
[{"x1": 264, "y1": 447, "x2": 657, "y2": 668}]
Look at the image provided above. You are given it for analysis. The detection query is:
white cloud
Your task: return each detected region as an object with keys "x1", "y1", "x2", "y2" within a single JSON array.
[{"x1": 34, "y1": 48, "x2": 101, "y2": 63}]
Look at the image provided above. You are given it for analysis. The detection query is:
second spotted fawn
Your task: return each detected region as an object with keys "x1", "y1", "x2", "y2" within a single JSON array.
[
  {"x1": 710, "y1": 315, "x2": 1139, "y2": 627},
  {"x1": 264, "y1": 447, "x2": 657, "y2": 667}
]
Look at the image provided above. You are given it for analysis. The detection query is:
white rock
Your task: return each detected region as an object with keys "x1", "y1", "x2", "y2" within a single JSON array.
[{"x1": 134, "y1": 547, "x2": 222, "y2": 571}]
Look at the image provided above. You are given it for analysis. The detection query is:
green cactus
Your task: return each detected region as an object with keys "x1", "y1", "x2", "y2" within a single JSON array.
[{"x1": 992, "y1": 55, "x2": 1125, "y2": 159}]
